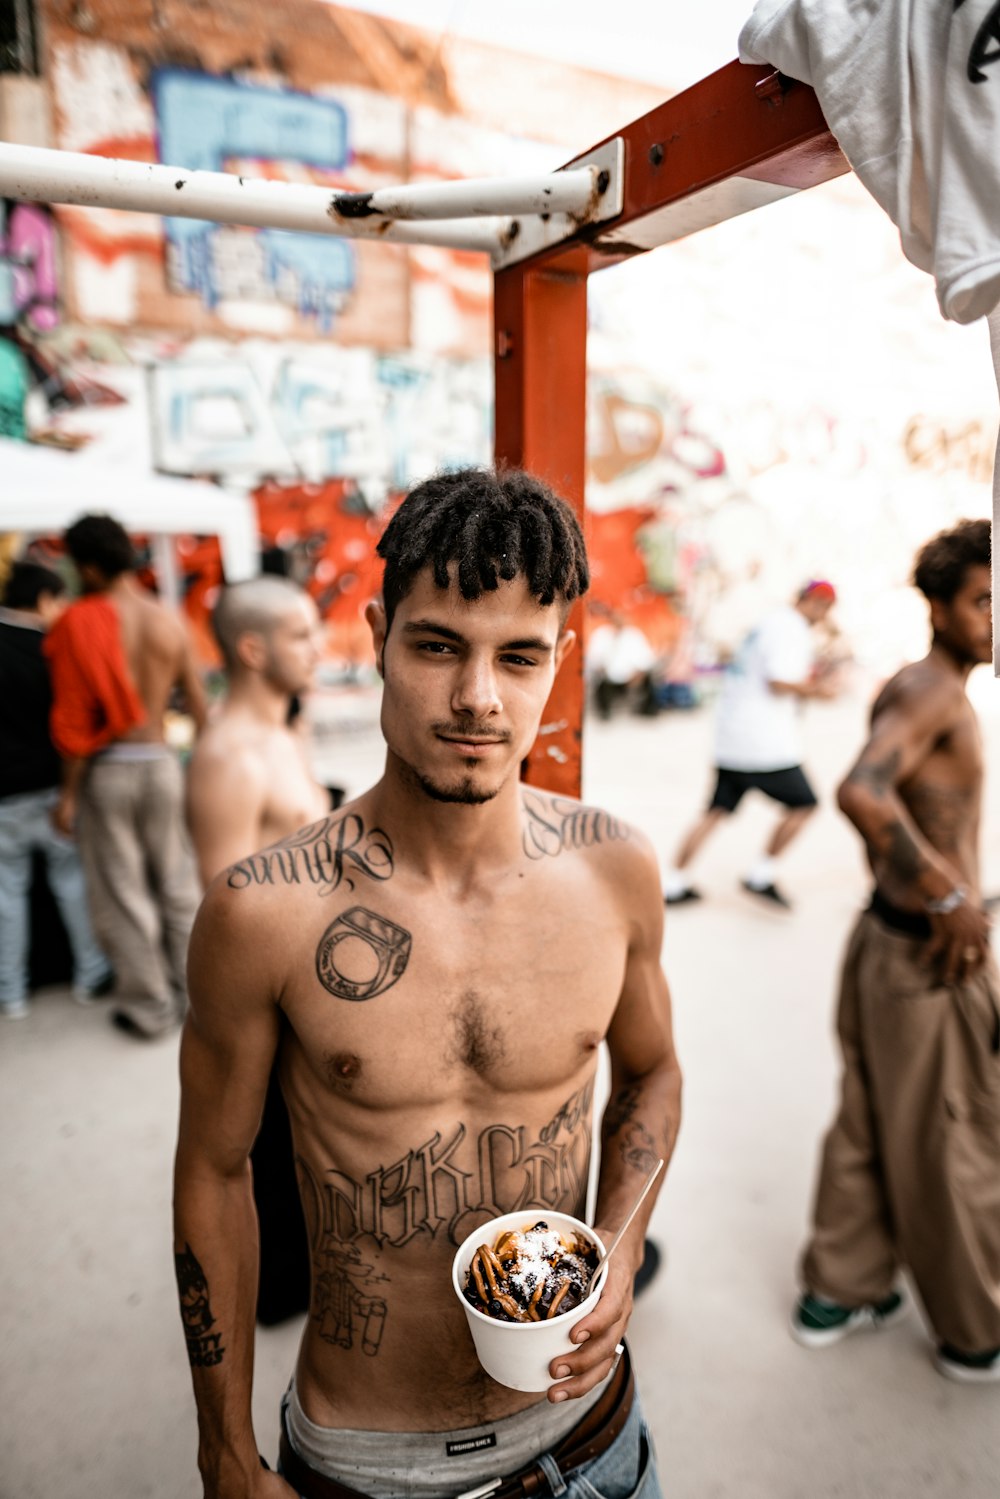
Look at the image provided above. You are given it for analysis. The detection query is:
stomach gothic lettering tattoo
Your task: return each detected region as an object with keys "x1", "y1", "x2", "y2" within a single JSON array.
[{"x1": 297, "y1": 1082, "x2": 594, "y2": 1262}]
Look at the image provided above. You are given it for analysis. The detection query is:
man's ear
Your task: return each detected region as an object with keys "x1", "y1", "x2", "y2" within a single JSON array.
[
  {"x1": 928, "y1": 597, "x2": 949, "y2": 637},
  {"x1": 365, "y1": 595, "x2": 387, "y2": 677},
  {"x1": 554, "y1": 628, "x2": 577, "y2": 674},
  {"x1": 236, "y1": 630, "x2": 268, "y2": 673}
]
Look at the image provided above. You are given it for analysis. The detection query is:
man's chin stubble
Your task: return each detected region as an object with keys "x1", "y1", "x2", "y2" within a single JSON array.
[{"x1": 413, "y1": 768, "x2": 501, "y2": 805}]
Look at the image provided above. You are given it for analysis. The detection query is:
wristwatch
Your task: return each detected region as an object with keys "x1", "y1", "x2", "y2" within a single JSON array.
[{"x1": 925, "y1": 886, "x2": 967, "y2": 915}]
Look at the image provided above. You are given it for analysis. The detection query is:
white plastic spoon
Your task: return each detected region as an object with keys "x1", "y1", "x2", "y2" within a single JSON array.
[{"x1": 587, "y1": 1156, "x2": 665, "y2": 1294}]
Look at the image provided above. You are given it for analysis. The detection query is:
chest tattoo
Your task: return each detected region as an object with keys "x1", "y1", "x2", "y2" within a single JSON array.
[{"x1": 315, "y1": 907, "x2": 412, "y2": 1001}]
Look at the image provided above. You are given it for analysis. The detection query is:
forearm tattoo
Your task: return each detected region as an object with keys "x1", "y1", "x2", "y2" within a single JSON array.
[
  {"x1": 884, "y1": 820, "x2": 928, "y2": 885},
  {"x1": 315, "y1": 908, "x2": 412, "y2": 1000},
  {"x1": 602, "y1": 1084, "x2": 659, "y2": 1173},
  {"x1": 175, "y1": 1244, "x2": 225, "y2": 1368},
  {"x1": 227, "y1": 814, "x2": 393, "y2": 896},
  {"x1": 844, "y1": 749, "x2": 900, "y2": 798},
  {"x1": 522, "y1": 791, "x2": 629, "y2": 861}
]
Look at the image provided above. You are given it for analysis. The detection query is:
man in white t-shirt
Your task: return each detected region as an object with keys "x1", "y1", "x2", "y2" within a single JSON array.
[
  {"x1": 663, "y1": 582, "x2": 838, "y2": 909},
  {"x1": 588, "y1": 611, "x2": 656, "y2": 719}
]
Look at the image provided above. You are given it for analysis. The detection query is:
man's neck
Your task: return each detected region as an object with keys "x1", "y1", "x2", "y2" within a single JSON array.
[
  {"x1": 368, "y1": 757, "x2": 527, "y2": 889},
  {"x1": 223, "y1": 673, "x2": 292, "y2": 729},
  {"x1": 927, "y1": 638, "x2": 974, "y2": 685}
]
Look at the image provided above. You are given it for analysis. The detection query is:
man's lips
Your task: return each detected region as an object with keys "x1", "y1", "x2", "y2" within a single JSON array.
[{"x1": 437, "y1": 733, "x2": 507, "y2": 756}]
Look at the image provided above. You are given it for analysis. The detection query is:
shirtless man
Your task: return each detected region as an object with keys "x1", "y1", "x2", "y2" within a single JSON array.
[
  {"x1": 186, "y1": 576, "x2": 330, "y2": 1326},
  {"x1": 791, "y1": 519, "x2": 1000, "y2": 1381},
  {"x1": 186, "y1": 577, "x2": 328, "y2": 885},
  {"x1": 47, "y1": 513, "x2": 206, "y2": 1039},
  {"x1": 174, "y1": 468, "x2": 681, "y2": 1499}
]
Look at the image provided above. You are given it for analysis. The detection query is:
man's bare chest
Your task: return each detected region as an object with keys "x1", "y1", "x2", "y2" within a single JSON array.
[
  {"x1": 280, "y1": 877, "x2": 626, "y2": 1102},
  {"x1": 903, "y1": 710, "x2": 983, "y2": 853}
]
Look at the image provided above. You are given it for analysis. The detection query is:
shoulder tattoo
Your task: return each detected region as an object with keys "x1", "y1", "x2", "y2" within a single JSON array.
[
  {"x1": 227, "y1": 813, "x2": 393, "y2": 897},
  {"x1": 522, "y1": 791, "x2": 630, "y2": 861}
]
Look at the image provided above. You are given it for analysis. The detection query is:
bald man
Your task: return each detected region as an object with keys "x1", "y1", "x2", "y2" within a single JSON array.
[
  {"x1": 187, "y1": 576, "x2": 333, "y2": 1325},
  {"x1": 186, "y1": 577, "x2": 330, "y2": 886}
]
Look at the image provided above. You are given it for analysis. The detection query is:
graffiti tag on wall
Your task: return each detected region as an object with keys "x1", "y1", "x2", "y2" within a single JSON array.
[
  {"x1": 152, "y1": 71, "x2": 355, "y2": 325},
  {"x1": 0, "y1": 202, "x2": 59, "y2": 331},
  {"x1": 147, "y1": 347, "x2": 492, "y2": 496}
]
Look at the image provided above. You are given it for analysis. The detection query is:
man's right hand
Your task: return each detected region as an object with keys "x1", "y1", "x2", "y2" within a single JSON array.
[
  {"x1": 51, "y1": 792, "x2": 76, "y2": 838},
  {"x1": 254, "y1": 1468, "x2": 296, "y2": 1498},
  {"x1": 202, "y1": 1458, "x2": 296, "y2": 1499},
  {"x1": 926, "y1": 901, "x2": 992, "y2": 985}
]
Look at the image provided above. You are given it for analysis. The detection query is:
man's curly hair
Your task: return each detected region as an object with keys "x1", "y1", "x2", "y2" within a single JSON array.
[
  {"x1": 913, "y1": 518, "x2": 991, "y2": 603},
  {"x1": 376, "y1": 467, "x2": 589, "y2": 630}
]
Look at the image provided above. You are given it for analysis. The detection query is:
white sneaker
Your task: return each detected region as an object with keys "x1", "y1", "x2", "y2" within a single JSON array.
[
  {"x1": 0, "y1": 998, "x2": 31, "y2": 1020},
  {"x1": 934, "y1": 1345, "x2": 1000, "y2": 1383}
]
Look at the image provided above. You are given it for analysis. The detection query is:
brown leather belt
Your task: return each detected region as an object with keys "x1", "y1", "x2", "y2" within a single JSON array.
[{"x1": 278, "y1": 1348, "x2": 635, "y2": 1499}]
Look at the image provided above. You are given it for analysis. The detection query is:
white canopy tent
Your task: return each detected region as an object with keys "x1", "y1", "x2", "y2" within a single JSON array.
[{"x1": 0, "y1": 438, "x2": 259, "y2": 601}]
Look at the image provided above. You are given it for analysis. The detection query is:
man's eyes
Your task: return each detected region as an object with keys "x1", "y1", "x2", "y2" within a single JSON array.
[{"x1": 413, "y1": 641, "x2": 538, "y2": 667}]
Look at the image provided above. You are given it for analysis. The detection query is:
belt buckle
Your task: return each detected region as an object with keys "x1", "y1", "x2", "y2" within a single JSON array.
[{"x1": 455, "y1": 1481, "x2": 502, "y2": 1499}]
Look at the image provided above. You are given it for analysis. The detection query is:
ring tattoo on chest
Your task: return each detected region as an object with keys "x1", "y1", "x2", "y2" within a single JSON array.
[{"x1": 315, "y1": 907, "x2": 413, "y2": 1000}]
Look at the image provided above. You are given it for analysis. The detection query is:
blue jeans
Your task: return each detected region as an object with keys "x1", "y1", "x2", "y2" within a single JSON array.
[
  {"x1": 0, "y1": 787, "x2": 110, "y2": 1007},
  {"x1": 278, "y1": 1387, "x2": 662, "y2": 1499}
]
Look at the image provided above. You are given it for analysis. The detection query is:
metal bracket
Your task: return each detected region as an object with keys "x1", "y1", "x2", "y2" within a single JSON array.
[{"x1": 491, "y1": 137, "x2": 624, "y2": 270}]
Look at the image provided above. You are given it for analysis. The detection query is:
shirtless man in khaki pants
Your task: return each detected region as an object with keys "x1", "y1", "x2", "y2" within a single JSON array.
[
  {"x1": 48, "y1": 514, "x2": 206, "y2": 1039},
  {"x1": 187, "y1": 575, "x2": 331, "y2": 1325},
  {"x1": 174, "y1": 468, "x2": 681, "y2": 1499},
  {"x1": 793, "y1": 519, "x2": 1000, "y2": 1381}
]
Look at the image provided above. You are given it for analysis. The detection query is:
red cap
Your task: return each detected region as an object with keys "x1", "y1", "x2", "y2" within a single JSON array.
[{"x1": 802, "y1": 580, "x2": 836, "y2": 602}]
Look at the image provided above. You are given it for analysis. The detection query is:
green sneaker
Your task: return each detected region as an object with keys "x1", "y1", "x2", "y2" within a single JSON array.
[
  {"x1": 934, "y1": 1343, "x2": 1000, "y2": 1383},
  {"x1": 791, "y1": 1289, "x2": 906, "y2": 1348}
]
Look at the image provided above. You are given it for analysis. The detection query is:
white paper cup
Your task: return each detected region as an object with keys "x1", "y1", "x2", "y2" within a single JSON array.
[{"x1": 451, "y1": 1211, "x2": 606, "y2": 1393}]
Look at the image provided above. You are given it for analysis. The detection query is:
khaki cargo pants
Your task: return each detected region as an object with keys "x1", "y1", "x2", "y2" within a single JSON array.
[
  {"x1": 802, "y1": 909, "x2": 1000, "y2": 1354},
  {"x1": 78, "y1": 751, "x2": 199, "y2": 1037}
]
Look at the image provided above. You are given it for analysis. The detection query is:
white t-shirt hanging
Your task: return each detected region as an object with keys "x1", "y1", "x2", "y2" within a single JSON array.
[
  {"x1": 713, "y1": 605, "x2": 814, "y2": 771},
  {"x1": 739, "y1": 0, "x2": 1000, "y2": 325}
]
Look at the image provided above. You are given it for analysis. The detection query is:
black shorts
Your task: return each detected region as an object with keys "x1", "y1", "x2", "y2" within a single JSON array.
[{"x1": 709, "y1": 765, "x2": 818, "y2": 813}]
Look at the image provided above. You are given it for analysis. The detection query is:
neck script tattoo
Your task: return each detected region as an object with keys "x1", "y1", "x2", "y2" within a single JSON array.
[
  {"x1": 174, "y1": 1243, "x2": 225, "y2": 1368},
  {"x1": 227, "y1": 814, "x2": 393, "y2": 897},
  {"x1": 522, "y1": 791, "x2": 629, "y2": 861},
  {"x1": 316, "y1": 907, "x2": 412, "y2": 1000}
]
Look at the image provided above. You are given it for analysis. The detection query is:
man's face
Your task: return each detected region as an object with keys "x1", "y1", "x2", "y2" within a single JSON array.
[
  {"x1": 262, "y1": 595, "x2": 322, "y2": 694},
  {"x1": 801, "y1": 594, "x2": 834, "y2": 626},
  {"x1": 932, "y1": 563, "x2": 993, "y2": 665},
  {"x1": 368, "y1": 569, "x2": 574, "y2": 806}
]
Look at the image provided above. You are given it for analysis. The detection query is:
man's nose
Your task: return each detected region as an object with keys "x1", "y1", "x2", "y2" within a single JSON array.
[{"x1": 451, "y1": 655, "x2": 502, "y2": 718}]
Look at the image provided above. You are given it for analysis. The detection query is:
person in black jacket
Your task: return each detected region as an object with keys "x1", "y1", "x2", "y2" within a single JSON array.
[{"x1": 0, "y1": 560, "x2": 112, "y2": 1018}]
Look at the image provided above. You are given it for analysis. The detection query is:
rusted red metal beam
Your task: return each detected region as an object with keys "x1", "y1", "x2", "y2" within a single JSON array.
[
  {"x1": 497, "y1": 61, "x2": 849, "y2": 798},
  {"x1": 493, "y1": 256, "x2": 589, "y2": 797}
]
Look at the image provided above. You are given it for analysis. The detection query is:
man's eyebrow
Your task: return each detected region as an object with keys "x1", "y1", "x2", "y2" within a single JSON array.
[
  {"x1": 401, "y1": 619, "x2": 553, "y2": 653},
  {"x1": 501, "y1": 636, "x2": 554, "y2": 654},
  {"x1": 401, "y1": 619, "x2": 466, "y2": 642}
]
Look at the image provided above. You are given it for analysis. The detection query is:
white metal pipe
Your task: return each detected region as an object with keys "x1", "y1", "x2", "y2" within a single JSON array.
[
  {"x1": 331, "y1": 167, "x2": 600, "y2": 222},
  {"x1": 0, "y1": 143, "x2": 508, "y2": 253}
]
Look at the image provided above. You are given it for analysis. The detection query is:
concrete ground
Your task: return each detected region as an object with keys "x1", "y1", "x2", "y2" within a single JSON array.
[{"x1": 4, "y1": 677, "x2": 1000, "y2": 1499}]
